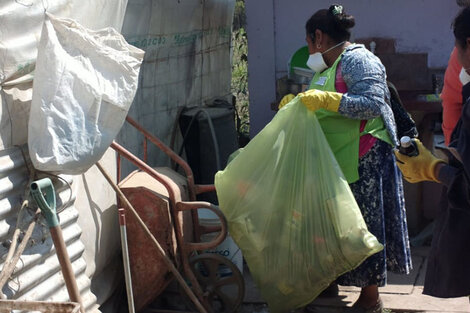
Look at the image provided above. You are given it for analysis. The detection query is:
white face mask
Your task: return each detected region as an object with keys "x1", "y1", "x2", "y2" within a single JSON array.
[
  {"x1": 306, "y1": 52, "x2": 328, "y2": 73},
  {"x1": 306, "y1": 41, "x2": 346, "y2": 73},
  {"x1": 459, "y1": 68, "x2": 470, "y2": 86}
]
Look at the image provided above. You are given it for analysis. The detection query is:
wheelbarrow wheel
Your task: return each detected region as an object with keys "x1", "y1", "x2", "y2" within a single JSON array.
[{"x1": 182, "y1": 253, "x2": 245, "y2": 313}]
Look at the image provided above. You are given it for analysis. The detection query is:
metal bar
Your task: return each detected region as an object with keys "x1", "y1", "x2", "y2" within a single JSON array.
[
  {"x1": 124, "y1": 116, "x2": 204, "y2": 245},
  {"x1": 110, "y1": 141, "x2": 177, "y2": 201},
  {"x1": 119, "y1": 208, "x2": 135, "y2": 313},
  {"x1": 95, "y1": 162, "x2": 209, "y2": 313},
  {"x1": 117, "y1": 153, "x2": 122, "y2": 183},
  {"x1": 176, "y1": 202, "x2": 227, "y2": 251},
  {"x1": 109, "y1": 141, "x2": 211, "y2": 312},
  {"x1": 191, "y1": 209, "x2": 202, "y2": 244},
  {"x1": 194, "y1": 185, "x2": 216, "y2": 195},
  {"x1": 123, "y1": 116, "x2": 221, "y2": 247},
  {"x1": 0, "y1": 300, "x2": 81, "y2": 312},
  {"x1": 49, "y1": 226, "x2": 85, "y2": 313},
  {"x1": 111, "y1": 141, "x2": 189, "y2": 258},
  {"x1": 125, "y1": 116, "x2": 197, "y2": 201},
  {"x1": 143, "y1": 138, "x2": 148, "y2": 163}
]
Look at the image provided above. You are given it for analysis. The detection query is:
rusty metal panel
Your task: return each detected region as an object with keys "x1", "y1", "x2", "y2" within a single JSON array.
[
  {"x1": 118, "y1": 168, "x2": 192, "y2": 311},
  {"x1": 0, "y1": 146, "x2": 99, "y2": 312}
]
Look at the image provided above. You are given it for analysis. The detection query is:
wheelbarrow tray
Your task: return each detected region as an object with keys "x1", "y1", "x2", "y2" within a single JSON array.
[{"x1": 118, "y1": 167, "x2": 193, "y2": 311}]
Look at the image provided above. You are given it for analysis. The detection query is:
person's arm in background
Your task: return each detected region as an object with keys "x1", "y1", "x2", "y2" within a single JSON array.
[
  {"x1": 394, "y1": 141, "x2": 460, "y2": 186},
  {"x1": 438, "y1": 82, "x2": 470, "y2": 187},
  {"x1": 441, "y1": 48, "x2": 463, "y2": 145},
  {"x1": 395, "y1": 85, "x2": 470, "y2": 188}
]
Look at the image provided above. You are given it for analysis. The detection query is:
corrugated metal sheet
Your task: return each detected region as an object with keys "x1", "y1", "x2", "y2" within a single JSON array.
[{"x1": 0, "y1": 146, "x2": 99, "y2": 312}]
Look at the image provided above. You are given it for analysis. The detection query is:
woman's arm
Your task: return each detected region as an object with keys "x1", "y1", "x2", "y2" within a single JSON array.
[
  {"x1": 338, "y1": 47, "x2": 390, "y2": 120},
  {"x1": 439, "y1": 86, "x2": 470, "y2": 186},
  {"x1": 437, "y1": 162, "x2": 458, "y2": 186},
  {"x1": 441, "y1": 48, "x2": 463, "y2": 145},
  {"x1": 397, "y1": 93, "x2": 470, "y2": 186}
]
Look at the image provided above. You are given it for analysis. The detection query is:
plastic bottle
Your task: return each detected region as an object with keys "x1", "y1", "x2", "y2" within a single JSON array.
[{"x1": 399, "y1": 136, "x2": 419, "y2": 157}]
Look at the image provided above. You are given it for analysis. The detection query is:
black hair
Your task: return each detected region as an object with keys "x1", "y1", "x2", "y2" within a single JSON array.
[
  {"x1": 305, "y1": 4, "x2": 355, "y2": 43},
  {"x1": 453, "y1": 6, "x2": 470, "y2": 48}
]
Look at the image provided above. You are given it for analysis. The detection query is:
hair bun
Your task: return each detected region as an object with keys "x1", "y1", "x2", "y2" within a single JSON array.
[{"x1": 328, "y1": 4, "x2": 355, "y2": 29}]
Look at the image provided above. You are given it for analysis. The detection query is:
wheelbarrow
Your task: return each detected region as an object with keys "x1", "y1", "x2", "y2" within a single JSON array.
[{"x1": 98, "y1": 116, "x2": 245, "y2": 313}]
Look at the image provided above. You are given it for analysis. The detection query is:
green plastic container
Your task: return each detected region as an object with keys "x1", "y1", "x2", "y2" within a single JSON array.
[{"x1": 288, "y1": 46, "x2": 310, "y2": 76}]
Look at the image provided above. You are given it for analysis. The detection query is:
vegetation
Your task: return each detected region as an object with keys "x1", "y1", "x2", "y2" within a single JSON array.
[{"x1": 231, "y1": 0, "x2": 249, "y2": 142}]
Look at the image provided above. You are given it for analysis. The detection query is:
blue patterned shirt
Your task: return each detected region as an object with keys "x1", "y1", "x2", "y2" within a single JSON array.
[{"x1": 338, "y1": 44, "x2": 398, "y2": 145}]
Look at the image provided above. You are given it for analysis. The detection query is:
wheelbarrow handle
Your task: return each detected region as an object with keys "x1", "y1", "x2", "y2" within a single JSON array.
[{"x1": 176, "y1": 201, "x2": 228, "y2": 251}]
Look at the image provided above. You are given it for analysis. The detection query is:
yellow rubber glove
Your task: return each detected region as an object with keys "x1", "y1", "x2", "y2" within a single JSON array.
[
  {"x1": 393, "y1": 139, "x2": 446, "y2": 183},
  {"x1": 278, "y1": 94, "x2": 295, "y2": 109},
  {"x1": 298, "y1": 89, "x2": 343, "y2": 112}
]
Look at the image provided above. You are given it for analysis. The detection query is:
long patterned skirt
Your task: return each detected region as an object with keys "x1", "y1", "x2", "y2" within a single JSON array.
[{"x1": 336, "y1": 139, "x2": 412, "y2": 287}]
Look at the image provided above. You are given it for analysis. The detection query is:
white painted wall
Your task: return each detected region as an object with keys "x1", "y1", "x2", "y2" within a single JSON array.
[{"x1": 247, "y1": 0, "x2": 462, "y2": 135}]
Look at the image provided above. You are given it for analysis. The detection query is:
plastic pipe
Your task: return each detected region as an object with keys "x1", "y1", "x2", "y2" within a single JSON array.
[{"x1": 119, "y1": 208, "x2": 135, "y2": 313}]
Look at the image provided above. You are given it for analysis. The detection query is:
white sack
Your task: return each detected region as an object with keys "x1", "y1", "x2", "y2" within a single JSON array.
[
  {"x1": 28, "y1": 14, "x2": 144, "y2": 174},
  {"x1": 0, "y1": 0, "x2": 128, "y2": 85}
]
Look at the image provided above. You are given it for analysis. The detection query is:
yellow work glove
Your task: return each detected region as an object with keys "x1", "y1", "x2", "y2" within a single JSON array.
[
  {"x1": 393, "y1": 139, "x2": 446, "y2": 183},
  {"x1": 298, "y1": 89, "x2": 343, "y2": 112},
  {"x1": 278, "y1": 94, "x2": 295, "y2": 109}
]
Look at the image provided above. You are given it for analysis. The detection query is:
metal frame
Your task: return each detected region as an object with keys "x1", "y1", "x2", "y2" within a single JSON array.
[
  {"x1": 111, "y1": 116, "x2": 233, "y2": 313},
  {"x1": 0, "y1": 300, "x2": 81, "y2": 313},
  {"x1": 121, "y1": 116, "x2": 217, "y2": 241}
]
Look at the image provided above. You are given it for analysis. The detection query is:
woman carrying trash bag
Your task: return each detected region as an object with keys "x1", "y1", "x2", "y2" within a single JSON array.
[
  {"x1": 279, "y1": 4, "x2": 411, "y2": 313},
  {"x1": 395, "y1": 6, "x2": 470, "y2": 299}
]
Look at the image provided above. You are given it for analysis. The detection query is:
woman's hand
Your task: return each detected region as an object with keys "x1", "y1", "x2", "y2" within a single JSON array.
[
  {"x1": 278, "y1": 94, "x2": 295, "y2": 109},
  {"x1": 299, "y1": 89, "x2": 342, "y2": 112},
  {"x1": 393, "y1": 139, "x2": 446, "y2": 183}
]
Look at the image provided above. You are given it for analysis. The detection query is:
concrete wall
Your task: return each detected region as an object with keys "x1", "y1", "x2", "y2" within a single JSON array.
[{"x1": 247, "y1": 0, "x2": 462, "y2": 135}]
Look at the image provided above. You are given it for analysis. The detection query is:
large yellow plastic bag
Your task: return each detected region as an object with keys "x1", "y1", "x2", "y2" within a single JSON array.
[{"x1": 215, "y1": 98, "x2": 383, "y2": 313}]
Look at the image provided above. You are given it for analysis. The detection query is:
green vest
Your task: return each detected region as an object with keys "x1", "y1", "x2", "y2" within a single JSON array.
[{"x1": 309, "y1": 54, "x2": 392, "y2": 183}]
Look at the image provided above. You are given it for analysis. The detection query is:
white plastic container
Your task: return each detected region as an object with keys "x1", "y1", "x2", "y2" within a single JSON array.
[{"x1": 198, "y1": 208, "x2": 243, "y2": 275}]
